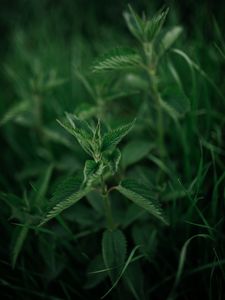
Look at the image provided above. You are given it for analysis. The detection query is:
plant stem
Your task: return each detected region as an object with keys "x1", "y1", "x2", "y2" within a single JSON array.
[
  {"x1": 101, "y1": 176, "x2": 114, "y2": 230},
  {"x1": 151, "y1": 73, "x2": 166, "y2": 159},
  {"x1": 143, "y1": 42, "x2": 166, "y2": 159}
]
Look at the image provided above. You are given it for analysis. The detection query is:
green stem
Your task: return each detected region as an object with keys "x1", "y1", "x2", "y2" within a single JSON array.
[
  {"x1": 143, "y1": 42, "x2": 166, "y2": 159},
  {"x1": 101, "y1": 176, "x2": 114, "y2": 230},
  {"x1": 151, "y1": 74, "x2": 166, "y2": 159}
]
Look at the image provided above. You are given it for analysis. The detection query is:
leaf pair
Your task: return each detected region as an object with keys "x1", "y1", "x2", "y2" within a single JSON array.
[
  {"x1": 58, "y1": 113, "x2": 135, "y2": 159},
  {"x1": 58, "y1": 113, "x2": 135, "y2": 180},
  {"x1": 124, "y1": 5, "x2": 169, "y2": 43}
]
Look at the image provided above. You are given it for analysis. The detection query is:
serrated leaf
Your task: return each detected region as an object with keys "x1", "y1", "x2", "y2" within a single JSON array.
[
  {"x1": 39, "y1": 175, "x2": 91, "y2": 226},
  {"x1": 83, "y1": 160, "x2": 98, "y2": 182},
  {"x1": 92, "y1": 48, "x2": 142, "y2": 73},
  {"x1": 83, "y1": 160, "x2": 104, "y2": 187},
  {"x1": 102, "y1": 229, "x2": 127, "y2": 283},
  {"x1": 116, "y1": 180, "x2": 168, "y2": 225},
  {"x1": 101, "y1": 119, "x2": 135, "y2": 152},
  {"x1": 144, "y1": 7, "x2": 169, "y2": 42},
  {"x1": 66, "y1": 113, "x2": 93, "y2": 137},
  {"x1": 103, "y1": 148, "x2": 121, "y2": 174},
  {"x1": 57, "y1": 113, "x2": 94, "y2": 156}
]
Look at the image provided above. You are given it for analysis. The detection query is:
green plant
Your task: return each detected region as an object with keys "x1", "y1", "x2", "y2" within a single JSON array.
[
  {"x1": 92, "y1": 6, "x2": 188, "y2": 163},
  {"x1": 1, "y1": 2, "x2": 224, "y2": 300},
  {"x1": 37, "y1": 112, "x2": 168, "y2": 296}
]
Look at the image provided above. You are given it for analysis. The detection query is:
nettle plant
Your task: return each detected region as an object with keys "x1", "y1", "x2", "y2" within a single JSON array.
[
  {"x1": 1, "y1": 3, "x2": 224, "y2": 300},
  {"x1": 38, "y1": 112, "x2": 168, "y2": 296},
  {"x1": 36, "y1": 6, "x2": 179, "y2": 296},
  {"x1": 91, "y1": 6, "x2": 189, "y2": 160},
  {"x1": 40, "y1": 112, "x2": 168, "y2": 224}
]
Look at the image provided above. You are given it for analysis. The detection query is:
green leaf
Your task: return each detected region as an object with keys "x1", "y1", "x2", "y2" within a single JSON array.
[
  {"x1": 116, "y1": 180, "x2": 168, "y2": 225},
  {"x1": 103, "y1": 148, "x2": 121, "y2": 174},
  {"x1": 124, "y1": 5, "x2": 144, "y2": 42},
  {"x1": 172, "y1": 234, "x2": 210, "y2": 292},
  {"x1": 102, "y1": 229, "x2": 127, "y2": 283},
  {"x1": 85, "y1": 255, "x2": 108, "y2": 289},
  {"x1": 160, "y1": 26, "x2": 183, "y2": 54},
  {"x1": 92, "y1": 48, "x2": 142, "y2": 73},
  {"x1": 11, "y1": 224, "x2": 29, "y2": 268},
  {"x1": 124, "y1": 73, "x2": 148, "y2": 91},
  {"x1": 124, "y1": 6, "x2": 169, "y2": 43},
  {"x1": 39, "y1": 175, "x2": 91, "y2": 226},
  {"x1": 66, "y1": 113, "x2": 93, "y2": 137},
  {"x1": 86, "y1": 190, "x2": 105, "y2": 214},
  {"x1": 101, "y1": 119, "x2": 136, "y2": 152},
  {"x1": 122, "y1": 139, "x2": 153, "y2": 168},
  {"x1": 34, "y1": 164, "x2": 53, "y2": 207},
  {"x1": 124, "y1": 262, "x2": 145, "y2": 300},
  {"x1": 83, "y1": 160, "x2": 104, "y2": 187},
  {"x1": 144, "y1": 7, "x2": 169, "y2": 42},
  {"x1": 101, "y1": 245, "x2": 140, "y2": 299},
  {"x1": 57, "y1": 113, "x2": 94, "y2": 156}
]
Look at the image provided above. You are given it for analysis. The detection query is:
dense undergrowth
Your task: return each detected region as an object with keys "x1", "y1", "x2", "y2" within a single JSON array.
[{"x1": 0, "y1": 1, "x2": 225, "y2": 299}]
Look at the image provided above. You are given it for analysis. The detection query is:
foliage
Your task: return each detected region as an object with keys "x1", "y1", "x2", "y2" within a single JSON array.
[{"x1": 0, "y1": 1, "x2": 224, "y2": 300}]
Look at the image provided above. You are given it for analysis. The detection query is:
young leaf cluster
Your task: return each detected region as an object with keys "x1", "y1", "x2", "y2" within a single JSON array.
[{"x1": 40, "y1": 114, "x2": 135, "y2": 225}]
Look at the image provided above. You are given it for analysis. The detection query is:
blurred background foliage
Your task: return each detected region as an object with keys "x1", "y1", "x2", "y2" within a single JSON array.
[{"x1": 0, "y1": 0, "x2": 224, "y2": 299}]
